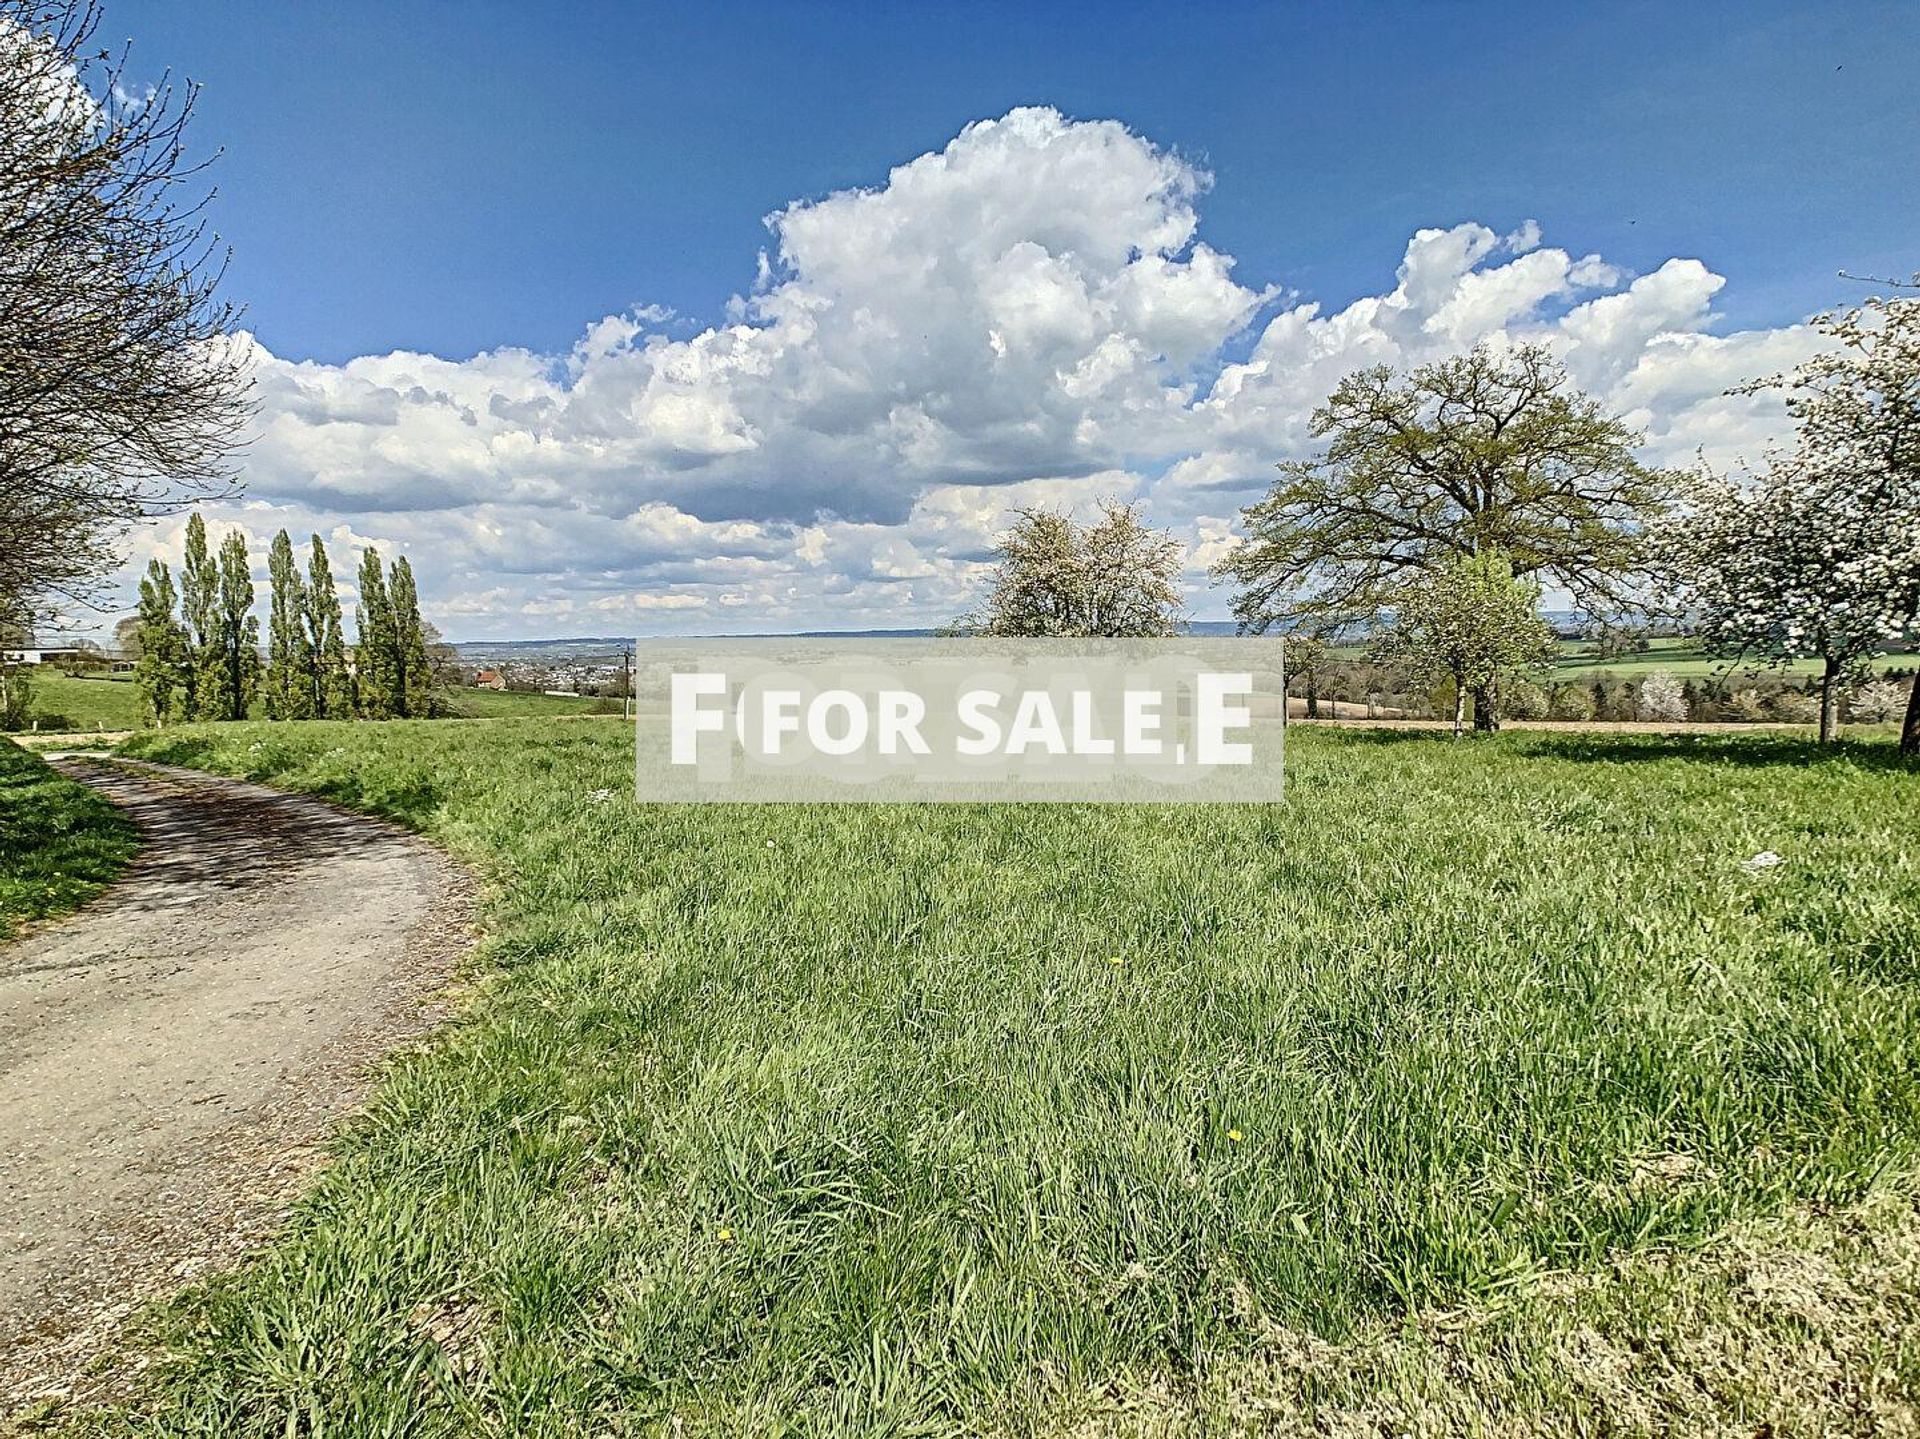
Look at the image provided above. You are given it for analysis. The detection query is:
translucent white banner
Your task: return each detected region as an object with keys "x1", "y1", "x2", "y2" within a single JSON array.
[{"x1": 633, "y1": 638, "x2": 1285, "y2": 803}]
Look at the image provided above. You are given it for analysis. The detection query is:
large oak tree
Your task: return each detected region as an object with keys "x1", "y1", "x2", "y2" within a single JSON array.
[{"x1": 1217, "y1": 343, "x2": 1676, "y2": 724}]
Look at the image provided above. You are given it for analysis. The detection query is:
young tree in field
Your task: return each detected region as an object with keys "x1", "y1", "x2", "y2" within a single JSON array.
[
  {"x1": 1287, "y1": 634, "x2": 1330, "y2": 719},
  {"x1": 1217, "y1": 344, "x2": 1677, "y2": 728},
  {"x1": 133, "y1": 559, "x2": 189, "y2": 725},
  {"x1": 179, "y1": 513, "x2": 219, "y2": 719},
  {"x1": 1369, "y1": 548, "x2": 1559, "y2": 738},
  {"x1": 0, "y1": 0, "x2": 250, "y2": 628},
  {"x1": 421, "y1": 620, "x2": 462, "y2": 693},
  {"x1": 388, "y1": 555, "x2": 430, "y2": 718},
  {"x1": 1668, "y1": 467, "x2": 1919, "y2": 743},
  {"x1": 305, "y1": 536, "x2": 353, "y2": 718},
  {"x1": 968, "y1": 501, "x2": 1185, "y2": 637},
  {"x1": 1733, "y1": 292, "x2": 1920, "y2": 750},
  {"x1": 264, "y1": 530, "x2": 313, "y2": 720},
  {"x1": 210, "y1": 529, "x2": 260, "y2": 721},
  {"x1": 0, "y1": 655, "x2": 28, "y2": 731},
  {"x1": 354, "y1": 547, "x2": 398, "y2": 719}
]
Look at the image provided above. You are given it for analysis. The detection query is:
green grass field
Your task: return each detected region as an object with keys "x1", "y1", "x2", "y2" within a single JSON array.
[
  {"x1": 1320, "y1": 634, "x2": 1920, "y2": 683},
  {"x1": 72, "y1": 719, "x2": 1920, "y2": 1435},
  {"x1": 16, "y1": 671, "x2": 147, "y2": 731},
  {"x1": 439, "y1": 687, "x2": 622, "y2": 718},
  {"x1": 0, "y1": 740, "x2": 142, "y2": 940},
  {"x1": 16, "y1": 648, "x2": 1913, "y2": 734}
]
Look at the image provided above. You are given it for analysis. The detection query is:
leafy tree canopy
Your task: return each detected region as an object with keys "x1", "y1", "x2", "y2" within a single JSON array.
[{"x1": 1219, "y1": 344, "x2": 1677, "y2": 634}]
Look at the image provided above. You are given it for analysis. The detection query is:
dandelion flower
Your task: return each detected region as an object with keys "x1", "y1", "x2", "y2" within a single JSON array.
[
  {"x1": 716, "y1": 1226, "x2": 735, "y2": 1243},
  {"x1": 1227, "y1": 1129, "x2": 1244, "y2": 1143}
]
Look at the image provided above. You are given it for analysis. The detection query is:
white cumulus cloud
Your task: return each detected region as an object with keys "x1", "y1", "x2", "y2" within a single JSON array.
[{"x1": 98, "y1": 107, "x2": 1832, "y2": 637}]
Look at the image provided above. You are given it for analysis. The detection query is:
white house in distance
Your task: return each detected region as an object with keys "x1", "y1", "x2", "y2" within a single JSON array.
[{"x1": 1, "y1": 642, "x2": 87, "y2": 666}]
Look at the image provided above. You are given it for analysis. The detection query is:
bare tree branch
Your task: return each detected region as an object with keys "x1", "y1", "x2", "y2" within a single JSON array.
[{"x1": 0, "y1": 0, "x2": 253, "y2": 632}]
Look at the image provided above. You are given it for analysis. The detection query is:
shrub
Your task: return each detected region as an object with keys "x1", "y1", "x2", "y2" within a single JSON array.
[
  {"x1": 1548, "y1": 684, "x2": 1596, "y2": 720},
  {"x1": 1769, "y1": 689, "x2": 1819, "y2": 724},
  {"x1": 1849, "y1": 678, "x2": 1908, "y2": 723},
  {"x1": 1591, "y1": 678, "x2": 1638, "y2": 721},
  {"x1": 1502, "y1": 680, "x2": 1550, "y2": 719},
  {"x1": 1638, "y1": 671, "x2": 1687, "y2": 723},
  {"x1": 0, "y1": 664, "x2": 32, "y2": 731}
]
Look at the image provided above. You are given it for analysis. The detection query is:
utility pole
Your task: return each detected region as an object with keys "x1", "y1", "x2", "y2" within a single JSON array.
[{"x1": 622, "y1": 645, "x2": 634, "y2": 720}]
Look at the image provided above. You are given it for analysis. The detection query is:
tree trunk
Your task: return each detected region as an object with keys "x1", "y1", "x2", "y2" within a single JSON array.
[
  {"x1": 1471, "y1": 681, "x2": 1498, "y2": 733},
  {"x1": 1452, "y1": 682, "x2": 1467, "y2": 739},
  {"x1": 1818, "y1": 662, "x2": 1839, "y2": 744},
  {"x1": 1305, "y1": 674, "x2": 1319, "y2": 720},
  {"x1": 1903, "y1": 671, "x2": 1920, "y2": 755}
]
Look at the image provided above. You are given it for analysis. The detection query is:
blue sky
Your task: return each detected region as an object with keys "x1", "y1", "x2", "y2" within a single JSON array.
[
  {"x1": 118, "y1": 0, "x2": 1914, "y2": 365},
  {"x1": 99, "y1": 1, "x2": 1920, "y2": 637}
]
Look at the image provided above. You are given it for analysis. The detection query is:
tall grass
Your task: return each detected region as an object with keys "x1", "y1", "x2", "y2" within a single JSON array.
[{"x1": 92, "y1": 722, "x2": 1920, "y2": 1434}]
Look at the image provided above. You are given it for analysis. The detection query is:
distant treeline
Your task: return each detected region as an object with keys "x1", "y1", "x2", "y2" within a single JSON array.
[{"x1": 1290, "y1": 652, "x2": 1915, "y2": 726}]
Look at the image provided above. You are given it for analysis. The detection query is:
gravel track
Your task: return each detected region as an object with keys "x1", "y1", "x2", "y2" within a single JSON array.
[{"x1": 0, "y1": 756, "x2": 470, "y2": 1412}]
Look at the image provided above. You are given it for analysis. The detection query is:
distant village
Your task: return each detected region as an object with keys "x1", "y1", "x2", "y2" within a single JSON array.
[{"x1": 466, "y1": 651, "x2": 632, "y2": 697}]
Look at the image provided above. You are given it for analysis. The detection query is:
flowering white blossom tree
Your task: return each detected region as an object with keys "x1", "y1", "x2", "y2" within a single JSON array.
[
  {"x1": 1671, "y1": 466, "x2": 1920, "y2": 741},
  {"x1": 1672, "y1": 292, "x2": 1920, "y2": 745},
  {"x1": 1851, "y1": 678, "x2": 1909, "y2": 724},
  {"x1": 1751, "y1": 293, "x2": 1920, "y2": 747}
]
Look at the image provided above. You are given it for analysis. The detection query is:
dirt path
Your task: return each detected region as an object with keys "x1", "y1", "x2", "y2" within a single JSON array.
[{"x1": 0, "y1": 757, "x2": 469, "y2": 1411}]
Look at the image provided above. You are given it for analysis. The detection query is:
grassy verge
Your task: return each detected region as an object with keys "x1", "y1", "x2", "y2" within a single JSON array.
[
  {"x1": 1551, "y1": 644, "x2": 1920, "y2": 682},
  {"x1": 64, "y1": 722, "x2": 1920, "y2": 1433},
  {"x1": 0, "y1": 739, "x2": 142, "y2": 941}
]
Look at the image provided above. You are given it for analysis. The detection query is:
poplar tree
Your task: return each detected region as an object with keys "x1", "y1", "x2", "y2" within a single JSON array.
[
  {"x1": 133, "y1": 559, "x2": 189, "y2": 725},
  {"x1": 214, "y1": 529, "x2": 261, "y2": 720},
  {"x1": 355, "y1": 547, "x2": 397, "y2": 719},
  {"x1": 305, "y1": 535, "x2": 353, "y2": 718},
  {"x1": 265, "y1": 530, "x2": 313, "y2": 719},
  {"x1": 388, "y1": 555, "x2": 431, "y2": 718},
  {"x1": 180, "y1": 512, "x2": 220, "y2": 719}
]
